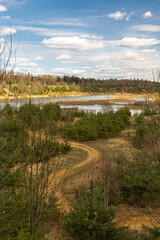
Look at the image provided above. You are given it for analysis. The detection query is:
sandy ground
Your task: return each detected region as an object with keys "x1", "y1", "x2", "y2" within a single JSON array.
[
  {"x1": 0, "y1": 91, "x2": 99, "y2": 100},
  {"x1": 50, "y1": 141, "x2": 102, "y2": 213},
  {"x1": 0, "y1": 92, "x2": 155, "y2": 101},
  {"x1": 115, "y1": 204, "x2": 160, "y2": 231}
]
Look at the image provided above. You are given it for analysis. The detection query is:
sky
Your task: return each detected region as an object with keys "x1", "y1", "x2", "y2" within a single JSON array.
[{"x1": 1, "y1": 0, "x2": 160, "y2": 79}]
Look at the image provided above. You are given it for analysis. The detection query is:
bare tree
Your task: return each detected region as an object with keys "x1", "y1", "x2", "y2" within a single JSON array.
[
  {"x1": 0, "y1": 27, "x2": 19, "y2": 186},
  {"x1": 22, "y1": 128, "x2": 69, "y2": 238}
]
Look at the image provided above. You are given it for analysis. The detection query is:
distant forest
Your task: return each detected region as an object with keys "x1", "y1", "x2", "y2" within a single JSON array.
[
  {"x1": 63, "y1": 75, "x2": 160, "y2": 93},
  {"x1": 1, "y1": 72, "x2": 160, "y2": 96}
]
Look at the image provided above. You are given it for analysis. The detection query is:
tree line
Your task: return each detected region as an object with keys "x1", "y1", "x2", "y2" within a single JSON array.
[{"x1": 0, "y1": 72, "x2": 160, "y2": 97}]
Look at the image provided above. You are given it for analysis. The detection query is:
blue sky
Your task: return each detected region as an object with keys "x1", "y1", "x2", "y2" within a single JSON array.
[{"x1": 1, "y1": 0, "x2": 160, "y2": 79}]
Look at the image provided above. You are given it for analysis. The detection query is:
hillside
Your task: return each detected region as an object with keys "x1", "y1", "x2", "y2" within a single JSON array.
[{"x1": 0, "y1": 72, "x2": 160, "y2": 99}]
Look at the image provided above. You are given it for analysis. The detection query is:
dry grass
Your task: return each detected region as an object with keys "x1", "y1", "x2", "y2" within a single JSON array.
[{"x1": 60, "y1": 147, "x2": 88, "y2": 169}]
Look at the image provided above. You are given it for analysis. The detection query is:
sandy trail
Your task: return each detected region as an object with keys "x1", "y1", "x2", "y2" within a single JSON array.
[
  {"x1": 52, "y1": 141, "x2": 102, "y2": 212},
  {"x1": 32, "y1": 132, "x2": 102, "y2": 212},
  {"x1": 70, "y1": 141, "x2": 102, "y2": 171}
]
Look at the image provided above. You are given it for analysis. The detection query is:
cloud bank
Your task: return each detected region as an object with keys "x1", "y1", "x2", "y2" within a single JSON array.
[{"x1": 42, "y1": 36, "x2": 105, "y2": 51}]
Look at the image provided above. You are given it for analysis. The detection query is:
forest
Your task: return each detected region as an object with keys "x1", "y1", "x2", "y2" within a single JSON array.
[
  {"x1": 0, "y1": 100, "x2": 160, "y2": 240},
  {"x1": 0, "y1": 72, "x2": 160, "y2": 98}
]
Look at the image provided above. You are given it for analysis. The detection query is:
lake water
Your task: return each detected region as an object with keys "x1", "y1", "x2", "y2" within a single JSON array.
[
  {"x1": 0, "y1": 94, "x2": 150, "y2": 106},
  {"x1": 0, "y1": 94, "x2": 148, "y2": 115},
  {"x1": 1, "y1": 94, "x2": 114, "y2": 107},
  {"x1": 61, "y1": 104, "x2": 142, "y2": 116}
]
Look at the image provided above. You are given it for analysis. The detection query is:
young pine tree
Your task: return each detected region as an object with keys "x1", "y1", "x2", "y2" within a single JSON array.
[{"x1": 64, "y1": 180, "x2": 121, "y2": 240}]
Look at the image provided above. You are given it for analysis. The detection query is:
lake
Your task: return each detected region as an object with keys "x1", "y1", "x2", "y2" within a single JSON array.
[{"x1": 0, "y1": 94, "x2": 150, "y2": 115}]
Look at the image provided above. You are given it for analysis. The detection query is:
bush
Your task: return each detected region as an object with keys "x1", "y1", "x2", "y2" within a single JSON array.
[
  {"x1": 18, "y1": 102, "x2": 40, "y2": 128},
  {"x1": 0, "y1": 104, "x2": 13, "y2": 118},
  {"x1": 62, "y1": 108, "x2": 131, "y2": 141},
  {"x1": 0, "y1": 117, "x2": 28, "y2": 167},
  {"x1": 143, "y1": 107, "x2": 158, "y2": 116},
  {"x1": 19, "y1": 102, "x2": 61, "y2": 131},
  {"x1": 133, "y1": 113, "x2": 160, "y2": 149},
  {"x1": 61, "y1": 110, "x2": 87, "y2": 122},
  {"x1": 40, "y1": 102, "x2": 61, "y2": 122},
  {"x1": 64, "y1": 181, "x2": 121, "y2": 240},
  {"x1": 120, "y1": 160, "x2": 160, "y2": 205},
  {"x1": 141, "y1": 226, "x2": 160, "y2": 240}
]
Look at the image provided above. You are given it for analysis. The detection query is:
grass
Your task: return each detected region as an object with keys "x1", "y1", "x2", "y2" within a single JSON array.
[
  {"x1": 62, "y1": 166, "x2": 92, "y2": 202},
  {"x1": 63, "y1": 147, "x2": 88, "y2": 169}
]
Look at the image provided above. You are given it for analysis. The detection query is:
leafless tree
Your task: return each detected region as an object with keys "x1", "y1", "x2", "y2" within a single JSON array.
[
  {"x1": 0, "y1": 27, "x2": 19, "y2": 184},
  {"x1": 0, "y1": 28, "x2": 18, "y2": 83},
  {"x1": 20, "y1": 116, "x2": 69, "y2": 238}
]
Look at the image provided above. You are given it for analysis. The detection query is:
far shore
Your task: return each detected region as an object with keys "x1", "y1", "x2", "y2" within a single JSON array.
[{"x1": 0, "y1": 91, "x2": 158, "y2": 103}]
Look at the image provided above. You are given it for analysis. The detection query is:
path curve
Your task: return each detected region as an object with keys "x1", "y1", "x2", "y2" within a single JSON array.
[
  {"x1": 53, "y1": 140, "x2": 102, "y2": 212},
  {"x1": 33, "y1": 132, "x2": 102, "y2": 212},
  {"x1": 70, "y1": 141, "x2": 102, "y2": 171}
]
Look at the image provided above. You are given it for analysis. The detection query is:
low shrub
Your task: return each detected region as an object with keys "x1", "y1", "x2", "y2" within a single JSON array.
[{"x1": 62, "y1": 108, "x2": 131, "y2": 141}]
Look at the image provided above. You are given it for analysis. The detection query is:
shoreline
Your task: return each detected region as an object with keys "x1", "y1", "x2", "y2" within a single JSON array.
[
  {"x1": 58, "y1": 100, "x2": 148, "y2": 110},
  {"x1": 0, "y1": 92, "x2": 97, "y2": 101},
  {"x1": 0, "y1": 92, "x2": 156, "y2": 102}
]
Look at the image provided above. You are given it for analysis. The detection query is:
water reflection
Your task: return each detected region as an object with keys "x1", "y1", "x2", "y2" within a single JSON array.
[
  {"x1": 0, "y1": 94, "x2": 146, "y2": 116},
  {"x1": 61, "y1": 105, "x2": 142, "y2": 116},
  {"x1": 0, "y1": 94, "x2": 152, "y2": 107}
]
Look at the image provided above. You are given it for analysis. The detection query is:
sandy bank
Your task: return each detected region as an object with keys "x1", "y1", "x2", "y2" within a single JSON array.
[{"x1": 0, "y1": 92, "x2": 157, "y2": 104}]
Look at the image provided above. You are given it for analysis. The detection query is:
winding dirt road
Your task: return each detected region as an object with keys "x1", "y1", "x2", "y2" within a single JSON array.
[
  {"x1": 52, "y1": 140, "x2": 102, "y2": 212},
  {"x1": 70, "y1": 141, "x2": 102, "y2": 171},
  {"x1": 32, "y1": 132, "x2": 102, "y2": 212}
]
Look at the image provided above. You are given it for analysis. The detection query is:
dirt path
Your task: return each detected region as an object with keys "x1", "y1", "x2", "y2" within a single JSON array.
[
  {"x1": 32, "y1": 132, "x2": 102, "y2": 212},
  {"x1": 52, "y1": 141, "x2": 102, "y2": 212},
  {"x1": 45, "y1": 140, "x2": 102, "y2": 240},
  {"x1": 70, "y1": 141, "x2": 102, "y2": 171}
]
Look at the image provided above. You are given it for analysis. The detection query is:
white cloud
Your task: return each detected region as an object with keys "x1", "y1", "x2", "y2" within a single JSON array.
[
  {"x1": 142, "y1": 11, "x2": 153, "y2": 19},
  {"x1": 86, "y1": 47, "x2": 160, "y2": 79},
  {"x1": 36, "y1": 56, "x2": 44, "y2": 61},
  {"x1": 42, "y1": 36, "x2": 105, "y2": 51},
  {"x1": 90, "y1": 51, "x2": 145, "y2": 63},
  {"x1": 16, "y1": 57, "x2": 38, "y2": 68},
  {"x1": 80, "y1": 34, "x2": 103, "y2": 39},
  {"x1": 37, "y1": 18, "x2": 88, "y2": 27},
  {"x1": 91, "y1": 53, "x2": 159, "y2": 79},
  {"x1": 117, "y1": 37, "x2": 160, "y2": 48},
  {"x1": 108, "y1": 11, "x2": 126, "y2": 20},
  {"x1": 1, "y1": 27, "x2": 17, "y2": 35},
  {"x1": 13, "y1": 42, "x2": 160, "y2": 79},
  {"x1": 26, "y1": 62, "x2": 38, "y2": 67},
  {"x1": 0, "y1": 37, "x2": 4, "y2": 43},
  {"x1": 16, "y1": 26, "x2": 75, "y2": 37},
  {"x1": 125, "y1": 16, "x2": 130, "y2": 21},
  {"x1": 2, "y1": 15, "x2": 10, "y2": 19},
  {"x1": 0, "y1": 4, "x2": 7, "y2": 11},
  {"x1": 90, "y1": 56, "x2": 109, "y2": 62},
  {"x1": 0, "y1": 0, "x2": 27, "y2": 7},
  {"x1": 125, "y1": 12, "x2": 135, "y2": 21},
  {"x1": 52, "y1": 67, "x2": 88, "y2": 76},
  {"x1": 16, "y1": 26, "x2": 103, "y2": 39},
  {"x1": 15, "y1": 66, "x2": 46, "y2": 75},
  {"x1": 11, "y1": 57, "x2": 39, "y2": 74},
  {"x1": 10, "y1": 23, "x2": 160, "y2": 80},
  {"x1": 56, "y1": 54, "x2": 71, "y2": 60},
  {"x1": 132, "y1": 24, "x2": 160, "y2": 32},
  {"x1": 140, "y1": 49, "x2": 156, "y2": 53}
]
